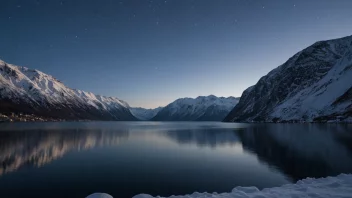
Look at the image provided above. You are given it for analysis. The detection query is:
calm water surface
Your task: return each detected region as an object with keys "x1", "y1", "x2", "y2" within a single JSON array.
[{"x1": 0, "y1": 122, "x2": 351, "y2": 198}]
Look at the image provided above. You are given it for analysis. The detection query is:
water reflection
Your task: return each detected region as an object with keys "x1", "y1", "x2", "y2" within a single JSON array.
[
  {"x1": 162, "y1": 128, "x2": 239, "y2": 148},
  {"x1": 0, "y1": 122, "x2": 352, "y2": 184},
  {"x1": 236, "y1": 124, "x2": 352, "y2": 181},
  {"x1": 0, "y1": 129, "x2": 129, "y2": 175}
]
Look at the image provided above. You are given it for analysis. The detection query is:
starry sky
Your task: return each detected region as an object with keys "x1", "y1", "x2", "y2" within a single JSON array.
[{"x1": 1, "y1": 0, "x2": 352, "y2": 108}]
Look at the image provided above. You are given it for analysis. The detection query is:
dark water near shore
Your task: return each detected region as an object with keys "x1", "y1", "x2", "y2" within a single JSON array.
[{"x1": 0, "y1": 122, "x2": 351, "y2": 198}]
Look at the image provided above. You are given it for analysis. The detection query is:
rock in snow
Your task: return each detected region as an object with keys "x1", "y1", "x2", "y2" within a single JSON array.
[
  {"x1": 0, "y1": 60, "x2": 137, "y2": 121},
  {"x1": 152, "y1": 95, "x2": 239, "y2": 121},
  {"x1": 224, "y1": 35, "x2": 352, "y2": 123},
  {"x1": 130, "y1": 107, "x2": 163, "y2": 120},
  {"x1": 88, "y1": 174, "x2": 352, "y2": 198}
]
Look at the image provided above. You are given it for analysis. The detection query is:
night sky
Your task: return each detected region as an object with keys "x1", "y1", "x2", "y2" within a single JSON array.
[{"x1": 1, "y1": 0, "x2": 352, "y2": 108}]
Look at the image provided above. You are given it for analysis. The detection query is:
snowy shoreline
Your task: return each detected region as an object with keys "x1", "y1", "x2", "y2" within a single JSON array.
[{"x1": 87, "y1": 174, "x2": 352, "y2": 198}]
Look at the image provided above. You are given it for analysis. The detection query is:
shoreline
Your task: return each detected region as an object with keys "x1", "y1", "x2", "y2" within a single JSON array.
[{"x1": 1, "y1": 113, "x2": 351, "y2": 123}]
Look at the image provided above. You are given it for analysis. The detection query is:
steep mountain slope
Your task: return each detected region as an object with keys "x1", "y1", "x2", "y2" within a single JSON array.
[
  {"x1": 0, "y1": 60, "x2": 137, "y2": 121},
  {"x1": 224, "y1": 35, "x2": 352, "y2": 122},
  {"x1": 130, "y1": 107, "x2": 163, "y2": 120},
  {"x1": 152, "y1": 95, "x2": 239, "y2": 121}
]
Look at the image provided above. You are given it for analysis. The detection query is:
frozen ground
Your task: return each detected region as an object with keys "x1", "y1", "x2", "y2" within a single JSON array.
[{"x1": 88, "y1": 174, "x2": 352, "y2": 198}]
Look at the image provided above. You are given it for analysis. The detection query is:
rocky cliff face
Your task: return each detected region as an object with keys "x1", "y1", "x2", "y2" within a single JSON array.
[{"x1": 224, "y1": 35, "x2": 352, "y2": 122}]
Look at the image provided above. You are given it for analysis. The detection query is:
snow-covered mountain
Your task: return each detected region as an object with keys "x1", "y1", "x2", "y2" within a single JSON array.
[
  {"x1": 224, "y1": 35, "x2": 352, "y2": 123},
  {"x1": 0, "y1": 60, "x2": 137, "y2": 121},
  {"x1": 130, "y1": 107, "x2": 163, "y2": 120},
  {"x1": 152, "y1": 95, "x2": 239, "y2": 121}
]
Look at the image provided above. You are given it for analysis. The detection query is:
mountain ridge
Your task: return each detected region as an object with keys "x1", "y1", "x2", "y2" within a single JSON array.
[{"x1": 0, "y1": 60, "x2": 137, "y2": 121}]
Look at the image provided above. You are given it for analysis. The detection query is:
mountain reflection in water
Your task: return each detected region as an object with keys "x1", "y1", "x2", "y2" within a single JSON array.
[
  {"x1": 236, "y1": 124, "x2": 352, "y2": 181},
  {"x1": 0, "y1": 129, "x2": 129, "y2": 175}
]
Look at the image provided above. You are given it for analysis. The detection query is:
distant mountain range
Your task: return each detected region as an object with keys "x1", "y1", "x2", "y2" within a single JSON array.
[
  {"x1": 224, "y1": 35, "x2": 352, "y2": 123},
  {"x1": 130, "y1": 107, "x2": 163, "y2": 120},
  {"x1": 151, "y1": 95, "x2": 239, "y2": 121},
  {"x1": 0, "y1": 60, "x2": 137, "y2": 121}
]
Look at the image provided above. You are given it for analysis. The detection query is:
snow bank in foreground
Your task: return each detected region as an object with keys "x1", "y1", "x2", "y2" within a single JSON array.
[
  {"x1": 86, "y1": 193, "x2": 113, "y2": 198},
  {"x1": 132, "y1": 174, "x2": 352, "y2": 198},
  {"x1": 86, "y1": 174, "x2": 352, "y2": 198}
]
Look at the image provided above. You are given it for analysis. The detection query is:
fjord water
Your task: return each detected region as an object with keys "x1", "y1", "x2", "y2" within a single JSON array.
[{"x1": 0, "y1": 122, "x2": 351, "y2": 198}]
